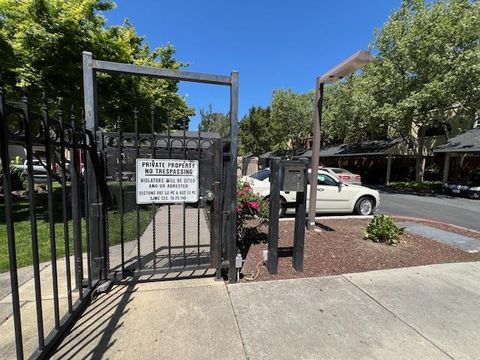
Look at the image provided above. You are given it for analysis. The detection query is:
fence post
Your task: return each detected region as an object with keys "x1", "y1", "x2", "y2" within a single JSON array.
[
  {"x1": 292, "y1": 159, "x2": 308, "y2": 271},
  {"x1": 267, "y1": 158, "x2": 281, "y2": 274},
  {"x1": 228, "y1": 71, "x2": 239, "y2": 282},
  {"x1": 83, "y1": 51, "x2": 106, "y2": 282}
]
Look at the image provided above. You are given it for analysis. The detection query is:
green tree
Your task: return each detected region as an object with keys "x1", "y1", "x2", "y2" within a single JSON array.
[
  {"x1": 370, "y1": 0, "x2": 480, "y2": 181},
  {"x1": 198, "y1": 105, "x2": 230, "y2": 137},
  {"x1": 239, "y1": 106, "x2": 273, "y2": 155},
  {"x1": 322, "y1": 76, "x2": 388, "y2": 145},
  {"x1": 270, "y1": 89, "x2": 315, "y2": 151},
  {"x1": 321, "y1": 0, "x2": 480, "y2": 181},
  {"x1": 0, "y1": 0, "x2": 194, "y2": 131}
]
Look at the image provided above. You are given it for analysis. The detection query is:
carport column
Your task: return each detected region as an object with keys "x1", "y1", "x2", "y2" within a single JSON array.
[
  {"x1": 386, "y1": 154, "x2": 392, "y2": 185},
  {"x1": 442, "y1": 153, "x2": 450, "y2": 185}
]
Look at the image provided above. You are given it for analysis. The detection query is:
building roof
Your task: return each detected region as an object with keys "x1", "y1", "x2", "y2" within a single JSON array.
[
  {"x1": 434, "y1": 128, "x2": 480, "y2": 153},
  {"x1": 301, "y1": 138, "x2": 402, "y2": 158}
]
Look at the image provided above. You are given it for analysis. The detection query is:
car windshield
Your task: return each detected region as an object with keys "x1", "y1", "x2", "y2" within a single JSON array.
[{"x1": 251, "y1": 169, "x2": 270, "y2": 181}]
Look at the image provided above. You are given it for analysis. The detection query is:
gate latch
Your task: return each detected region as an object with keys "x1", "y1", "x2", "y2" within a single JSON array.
[{"x1": 202, "y1": 191, "x2": 215, "y2": 202}]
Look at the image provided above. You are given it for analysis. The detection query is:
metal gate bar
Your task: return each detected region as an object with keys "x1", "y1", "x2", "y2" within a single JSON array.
[{"x1": 23, "y1": 92, "x2": 46, "y2": 349}]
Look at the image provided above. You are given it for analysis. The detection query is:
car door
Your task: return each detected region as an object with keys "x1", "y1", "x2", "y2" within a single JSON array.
[{"x1": 315, "y1": 173, "x2": 351, "y2": 212}]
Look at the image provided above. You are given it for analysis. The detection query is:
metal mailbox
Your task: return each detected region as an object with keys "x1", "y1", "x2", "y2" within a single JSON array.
[{"x1": 281, "y1": 161, "x2": 307, "y2": 192}]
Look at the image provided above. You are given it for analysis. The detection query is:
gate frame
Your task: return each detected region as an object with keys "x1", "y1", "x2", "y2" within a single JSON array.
[{"x1": 82, "y1": 52, "x2": 239, "y2": 283}]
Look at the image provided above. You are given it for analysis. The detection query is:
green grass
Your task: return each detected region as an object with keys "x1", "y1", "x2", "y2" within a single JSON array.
[{"x1": 0, "y1": 182, "x2": 151, "y2": 273}]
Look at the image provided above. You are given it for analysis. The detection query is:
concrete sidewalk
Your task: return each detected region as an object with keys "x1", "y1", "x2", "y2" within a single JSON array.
[{"x1": 43, "y1": 261, "x2": 480, "y2": 359}]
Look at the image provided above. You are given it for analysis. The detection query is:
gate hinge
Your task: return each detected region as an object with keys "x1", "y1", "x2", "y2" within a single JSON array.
[{"x1": 90, "y1": 202, "x2": 103, "y2": 218}]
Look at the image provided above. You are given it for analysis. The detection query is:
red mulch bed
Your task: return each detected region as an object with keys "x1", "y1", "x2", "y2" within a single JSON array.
[{"x1": 241, "y1": 219, "x2": 480, "y2": 282}]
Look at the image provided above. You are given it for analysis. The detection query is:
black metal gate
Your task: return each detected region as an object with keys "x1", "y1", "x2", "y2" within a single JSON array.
[
  {"x1": 101, "y1": 128, "x2": 224, "y2": 278},
  {"x1": 82, "y1": 52, "x2": 239, "y2": 282}
]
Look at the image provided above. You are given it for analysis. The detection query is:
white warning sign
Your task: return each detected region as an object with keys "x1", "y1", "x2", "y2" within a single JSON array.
[{"x1": 136, "y1": 159, "x2": 199, "y2": 204}]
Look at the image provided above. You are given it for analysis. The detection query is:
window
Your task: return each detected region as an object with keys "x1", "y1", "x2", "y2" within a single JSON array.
[
  {"x1": 251, "y1": 169, "x2": 270, "y2": 181},
  {"x1": 318, "y1": 174, "x2": 338, "y2": 186}
]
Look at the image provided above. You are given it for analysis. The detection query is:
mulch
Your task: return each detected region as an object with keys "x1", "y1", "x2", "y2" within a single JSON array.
[{"x1": 240, "y1": 219, "x2": 480, "y2": 282}]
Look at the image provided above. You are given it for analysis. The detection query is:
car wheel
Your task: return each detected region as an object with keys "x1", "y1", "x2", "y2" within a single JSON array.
[{"x1": 354, "y1": 196, "x2": 374, "y2": 215}]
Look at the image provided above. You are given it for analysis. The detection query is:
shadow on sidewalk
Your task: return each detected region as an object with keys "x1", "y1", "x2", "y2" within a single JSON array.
[{"x1": 52, "y1": 283, "x2": 137, "y2": 360}]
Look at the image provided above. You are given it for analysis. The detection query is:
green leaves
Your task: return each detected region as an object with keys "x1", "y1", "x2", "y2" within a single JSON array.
[
  {"x1": 239, "y1": 106, "x2": 273, "y2": 156},
  {"x1": 322, "y1": 0, "x2": 480, "y2": 146},
  {"x1": 199, "y1": 105, "x2": 230, "y2": 138},
  {"x1": 364, "y1": 214, "x2": 405, "y2": 245},
  {"x1": 0, "y1": 0, "x2": 193, "y2": 131},
  {"x1": 270, "y1": 89, "x2": 315, "y2": 151}
]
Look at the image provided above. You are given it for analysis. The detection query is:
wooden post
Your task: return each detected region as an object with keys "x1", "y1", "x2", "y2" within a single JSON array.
[
  {"x1": 386, "y1": 154, "x2": 392, "y2": 185},
  {"x1": 442, "y1": 153, "x2": 450, "y2": 185}
]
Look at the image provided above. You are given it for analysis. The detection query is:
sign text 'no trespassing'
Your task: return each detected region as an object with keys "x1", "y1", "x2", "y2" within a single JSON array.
[{"x1": 136, "y1": 159, "x2": 199, "y2": 204}]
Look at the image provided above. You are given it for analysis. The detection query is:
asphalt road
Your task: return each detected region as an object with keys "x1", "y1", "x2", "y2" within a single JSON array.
[{"x1": 378, "y1": 191, "x2": 480, "y2": 231}]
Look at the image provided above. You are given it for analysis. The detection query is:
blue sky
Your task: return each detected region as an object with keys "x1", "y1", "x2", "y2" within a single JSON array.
[{"x1": 105, "y1": 0, "x2": 401, "y2": 130}]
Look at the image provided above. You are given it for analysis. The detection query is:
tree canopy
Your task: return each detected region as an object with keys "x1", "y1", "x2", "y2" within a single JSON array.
[
  {"x1": 0, "y1": 0, "x2": 194, "y2": 131},
  {"x1": 322, "y1": 0, "x2": 480, "y2": 145},
  {"x1": 238, "y1": 89, "x2": 315, "y2": 156},
  {"x1": 198, "y1": 105, "x2": 230, "y2": 137},
  {"x1": 239, "y1": 106, "x2": 273, "y2": 156},
  {"x1": 270, "y1": 89, "x2": 315, "y2": 151}
]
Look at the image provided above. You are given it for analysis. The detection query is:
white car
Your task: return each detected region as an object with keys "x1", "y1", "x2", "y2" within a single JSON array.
[
  {"x1": 13, "y1": 159, "x2": 48, "y2": 182},
  {"x1": 242, "y1": 168, "x2": 380, "y2": 216}
]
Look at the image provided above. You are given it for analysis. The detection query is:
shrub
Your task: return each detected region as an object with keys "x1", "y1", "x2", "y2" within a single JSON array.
[
  {"x1": 389, "y1": 181, "x2": 442, "y2": 191},
  {"x1": 364, "y1": 214, "x2": 405, "y2": 245},
  {"x1": 236, "y1": 180, "x2": 269, "y2": 240}
]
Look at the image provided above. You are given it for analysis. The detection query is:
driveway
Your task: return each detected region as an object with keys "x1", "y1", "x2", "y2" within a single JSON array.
[{"x1": 378, "y1": 191, "x2": 480, "y2": 231}]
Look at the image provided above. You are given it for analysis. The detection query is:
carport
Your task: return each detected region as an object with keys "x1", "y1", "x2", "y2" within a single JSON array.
[
  {"x1": 301, "y1": 138, "x2": 420, "y2": 185},
  {"x1": 434, "y1": 127, "x2": 480, "y2": 184}
]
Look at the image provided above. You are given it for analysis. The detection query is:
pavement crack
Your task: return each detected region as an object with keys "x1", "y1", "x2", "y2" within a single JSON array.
[
  {"x1": 341, "y1": 274, "x2": 456, "y2": 360},
  {"x1": 226, "y1": 285, "x2": 249, "y2": 360}
]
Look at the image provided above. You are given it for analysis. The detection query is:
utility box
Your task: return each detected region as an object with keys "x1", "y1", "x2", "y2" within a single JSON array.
[{"x1": 281, "y1": 161, "x2": 307, "y2": 192}]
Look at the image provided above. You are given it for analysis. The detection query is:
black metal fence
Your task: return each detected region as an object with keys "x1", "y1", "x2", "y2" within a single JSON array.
[
  {"x1": 0, "y1": 87, "x2": 96, "y2": 359},
  {"x1": 1, "y1": 54, "x2": 239, "y2": 359}
]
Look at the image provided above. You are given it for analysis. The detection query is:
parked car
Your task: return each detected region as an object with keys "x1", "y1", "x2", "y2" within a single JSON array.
[
  {"x1": 321, "y1": 167, "x2": 362, "y2": 185},
  {"x1": 12, "y1": 159, "x2": 48, "y2": 182},
  {"x1": 242, "y1": 168, "x2": 380, "y2": 216},
  {"x1": 444, "y1": 170, "x2": 480, "y2": 199}
]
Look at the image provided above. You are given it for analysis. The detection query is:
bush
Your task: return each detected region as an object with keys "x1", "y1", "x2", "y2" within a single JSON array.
[
  {"x1": 236, "y1": 180, "x2": 269, "y2": 240},
  {"x1": 364, "y1": 214, "x2": 405, "y2": 245},
  {"x1": 0, "y1": 163, "x2": 24, "y2": 192},
  {"x1": 389, "y1": 181, "x2": 442, "y2": 191}
]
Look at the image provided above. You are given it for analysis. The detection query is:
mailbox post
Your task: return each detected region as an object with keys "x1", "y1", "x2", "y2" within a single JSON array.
[
  {"x1": 267, "y1": 158, "x2": 308, "y2": 274},
  {"x1": 288, "y1": 159, "x2": 308, "y2": 271},
  {"x1": 267, "y1": 158, "x2": 281, "y2": 274}
]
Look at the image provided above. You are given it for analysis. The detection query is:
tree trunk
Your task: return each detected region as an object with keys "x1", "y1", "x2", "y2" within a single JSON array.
[{"x1": 415, "y1": 127, "x2": 426, "y2": 182}]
